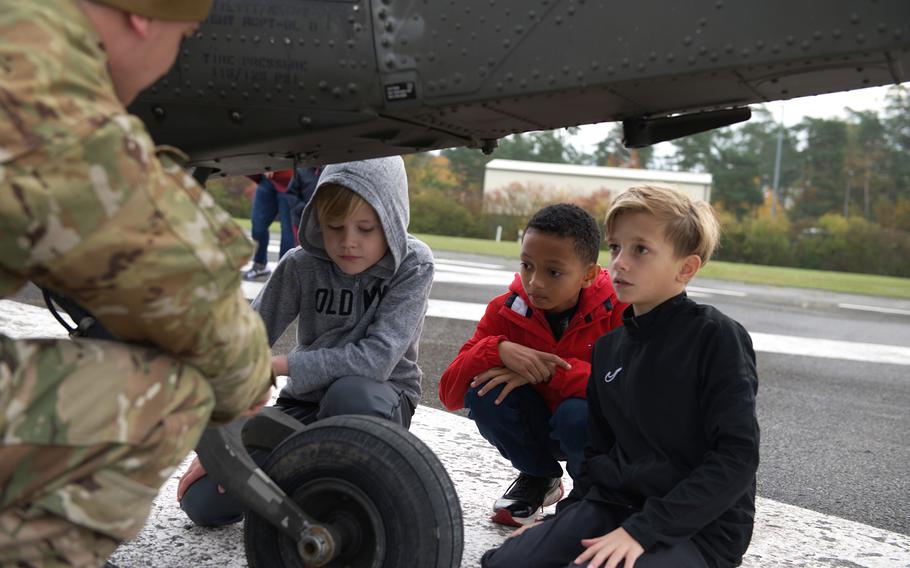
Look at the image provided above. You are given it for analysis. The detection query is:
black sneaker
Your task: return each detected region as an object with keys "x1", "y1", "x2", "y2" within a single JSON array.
[{"x1": 490, "y1": 473, "x2": 563, "y2": 527}]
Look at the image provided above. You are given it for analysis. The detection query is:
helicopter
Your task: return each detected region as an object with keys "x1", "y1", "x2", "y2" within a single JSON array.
[
  {"x1": 109, "y1": 1, "x2": 910, "y2": 566},
  {"x1": 131, "y1": 0, "x2": 910, "y2": 179}
]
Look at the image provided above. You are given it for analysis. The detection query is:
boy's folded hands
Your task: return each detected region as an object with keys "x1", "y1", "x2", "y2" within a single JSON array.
[
  {"x1": 469, "y1": 342, "x2": 573, "y2": 405},
  {"x1": 498, "y1": 340, "x2": 571, "y2": 384},
  {"x1": 471, "y1": 367, "x2": 529, "y2": 405},
  {"x1": 471, "y1": 341, "x2": 572, "y2": 404}
]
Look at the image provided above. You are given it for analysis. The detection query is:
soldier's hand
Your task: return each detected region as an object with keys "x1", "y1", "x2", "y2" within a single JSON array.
[
  {"x1": 177, "y1": 456, "x2": 224, "y2": 500},
  {"x1": 498, "y1": 341, "x2": 570, "y2": 383}
]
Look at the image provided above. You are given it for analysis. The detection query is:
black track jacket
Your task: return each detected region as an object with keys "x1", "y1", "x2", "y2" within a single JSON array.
[{"x1": 564, "y1": 293, "x2": 759, "y2": 568}]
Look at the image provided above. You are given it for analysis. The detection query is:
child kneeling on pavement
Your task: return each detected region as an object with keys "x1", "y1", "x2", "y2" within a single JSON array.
[
  {"x1": 177, "y1": 157, "x2": 435, "y2": 526},
  {"x1": 481, "y1": 185, "x2": 760, "y2": 568},
  {"x1": 439, "y1": 204, "x2": 625, "y2": 527}
]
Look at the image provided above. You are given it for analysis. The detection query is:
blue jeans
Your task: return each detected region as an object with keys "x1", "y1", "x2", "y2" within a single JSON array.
[
  {"x1": 250, "y1": 179, "x2": 295, "y2": 265},
  {"x1": 465, "y1": 384, "x2": 587, "y2": 480}
]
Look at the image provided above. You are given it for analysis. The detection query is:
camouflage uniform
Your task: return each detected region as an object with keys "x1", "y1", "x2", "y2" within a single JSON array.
[{"x1": 0, "y1": 0, "x2": 273, "y2": 565}]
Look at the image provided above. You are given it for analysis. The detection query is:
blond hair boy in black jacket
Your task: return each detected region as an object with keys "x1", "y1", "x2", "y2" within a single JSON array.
[{"x1": 482, "y1": 185, "x2": 760, "y2": 568}]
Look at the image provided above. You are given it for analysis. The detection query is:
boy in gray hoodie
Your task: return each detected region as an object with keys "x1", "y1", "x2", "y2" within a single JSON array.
[{"x1": 176, "y1": 157, "x2": 435, "y2": 526}]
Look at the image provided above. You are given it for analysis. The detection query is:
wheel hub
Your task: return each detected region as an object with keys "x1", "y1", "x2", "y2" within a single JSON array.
[{"x1": 281, "y1": 478, "x2": 386, "y2": 568}]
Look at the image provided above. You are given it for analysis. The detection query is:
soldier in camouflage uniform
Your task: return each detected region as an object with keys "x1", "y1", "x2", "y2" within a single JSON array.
[{"x1": 0, "y1": 0, "x2": 274, "y2": 565}]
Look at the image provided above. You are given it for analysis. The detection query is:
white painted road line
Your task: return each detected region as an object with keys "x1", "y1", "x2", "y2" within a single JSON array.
[
  {"x1": 235, "y1": 281, "x2": 910, "y2": 366},
  {"x1": 433, "y1": 271, "x2": 517, "y2": 287},
  {"x1": 11, "y1": 285, "x2": 910, "y2": 369},
  {"x1": 434, "y1": 262, "x2": 514, "y2": 278},
  {"x1": 688, "y1": 285, "x2": 748, "y2": 297},
  {"x1": 429, "y1": 298, "x2": 910, "y2": 366},
  {"x1": 246, "y1": 258, "x2": 745, "y2": 299},
  {"x1": 428, "y1": 298, "x2": 910, "y2": 366},
  {"x1": 426, "y1": 299, "x2": 488, "y2": 322},
  {"x1": 750, "y1": 332, "x2": 910, "y2": 366},
  {"x1": 434, "y1": 258, "x2": 506, "y2": 270},
  {"x1": 839, "y1": 303, "x2": 910, "y2": 317}
]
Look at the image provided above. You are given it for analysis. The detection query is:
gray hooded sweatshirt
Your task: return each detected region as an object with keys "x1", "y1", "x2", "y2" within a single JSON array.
[{"x1": 251, "y1": 157, "x2": 434, "y2": 406}]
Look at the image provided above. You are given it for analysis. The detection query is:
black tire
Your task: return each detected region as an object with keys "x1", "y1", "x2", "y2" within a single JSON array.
[{"x1": 244, "y1": 415, "x2": 463, "y2": 568}]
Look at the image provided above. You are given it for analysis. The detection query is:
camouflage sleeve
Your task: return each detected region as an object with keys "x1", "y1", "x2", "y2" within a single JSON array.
[{"x1": 1, "y1": 115, "x2": 272, "y2": 424}]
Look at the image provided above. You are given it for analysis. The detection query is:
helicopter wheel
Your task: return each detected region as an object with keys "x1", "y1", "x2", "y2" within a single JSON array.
[{"x1": 244, "y1": 415, "x2": 463, "y2": 568}]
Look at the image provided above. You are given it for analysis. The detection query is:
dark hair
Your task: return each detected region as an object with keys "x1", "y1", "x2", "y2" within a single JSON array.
[{"x1": 524, "y1": 203, "x2": 601, "y2": 265}]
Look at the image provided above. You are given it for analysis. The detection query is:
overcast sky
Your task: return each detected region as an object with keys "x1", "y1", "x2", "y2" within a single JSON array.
[{"x1": 569, "y1": 83, "x2": 907, "y2": 155}]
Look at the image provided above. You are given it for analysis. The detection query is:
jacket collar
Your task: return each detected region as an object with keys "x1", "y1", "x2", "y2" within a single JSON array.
[
  {"x1": 622, "y1": 292, "x2": 691, "y2": 339},
  {"x1": 506, "y1": 269, "x2": 617, "y2": 319}
]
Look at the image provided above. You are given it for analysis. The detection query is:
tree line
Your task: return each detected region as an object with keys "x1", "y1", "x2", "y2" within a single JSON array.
[{"x1": 404, "y1": 86, "x2": 910, "y2": 277}]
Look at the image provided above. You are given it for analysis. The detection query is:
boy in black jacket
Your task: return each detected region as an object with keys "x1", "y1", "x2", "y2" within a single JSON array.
[{"x1": 481, "y1": 185, "x2": 760, "y2": 568}]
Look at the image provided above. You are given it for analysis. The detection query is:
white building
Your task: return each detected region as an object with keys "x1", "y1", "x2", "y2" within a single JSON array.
[{"x1": 483, "y1": 159, "x2": 712, "y2": 213}]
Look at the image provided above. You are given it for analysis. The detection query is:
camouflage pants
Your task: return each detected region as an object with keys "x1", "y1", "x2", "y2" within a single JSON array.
[{"x1": 0, "y1": 334, "x2": 214, "y2": 567}]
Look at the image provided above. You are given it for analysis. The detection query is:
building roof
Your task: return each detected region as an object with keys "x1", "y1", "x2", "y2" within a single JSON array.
[{"x1": 485, "y1": 159, "x2": 712, "y2": 185}]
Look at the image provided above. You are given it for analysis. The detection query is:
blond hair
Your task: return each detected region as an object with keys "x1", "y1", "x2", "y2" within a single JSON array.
[
  {"x1": 604, "y1": 184, "x2": 720, "y2": 264},
  {"x1": 314, "y1": 183, "x2": 368, "y2": 226}
]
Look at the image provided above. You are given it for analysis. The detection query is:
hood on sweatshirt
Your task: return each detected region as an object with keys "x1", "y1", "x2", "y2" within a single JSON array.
[{"x1": 298, "y1": 157, "x2": 410, "y2": 279}]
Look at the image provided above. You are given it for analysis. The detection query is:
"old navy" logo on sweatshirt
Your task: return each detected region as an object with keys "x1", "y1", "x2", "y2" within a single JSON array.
[
  {"x1": 315, "y1": 285, "x2": 388, "y2": 315},
  {"x1": 604, "y1": 367, "x2": 623, "y2": 383}
]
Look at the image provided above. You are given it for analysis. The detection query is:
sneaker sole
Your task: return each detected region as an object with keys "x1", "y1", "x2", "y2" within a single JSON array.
[
  {"x1": 492, "y1": 480, "x2": 565, "y2": 512},
  {"x1": 489, "y1": 507, "x2": 537, "y2": 528},
  {"x1": 489, "y1": 481, "x2": 565, "y2": 527}
]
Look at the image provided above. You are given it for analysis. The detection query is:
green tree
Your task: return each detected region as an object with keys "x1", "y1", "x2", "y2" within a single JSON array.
[
  {"x1": 844, "y1": 109, "x2": 890, "y2": 220},
  {"x1": 436, "y1": 147, "x2": 490, "y2": 213},
  {"x1": 496, "y1": 128, "x2": 582, "y2": 163},
  {"x1": 586, "y1": 123, "x2": 654, "y2": 168},
  {"x1": 881, "y1": 86, "x2": 910, "y2": 206},
  {"x1": 404, "y1": 153, "x2": 484, "y2": 237},
  {"x1": 670, "y1": 126, "x2": 765, "y2": 219},
  {"x1": 791, "y1": 118, "x2": 848, "y2": 221}
]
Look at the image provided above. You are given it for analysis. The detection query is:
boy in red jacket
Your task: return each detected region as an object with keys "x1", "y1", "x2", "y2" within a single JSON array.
[{"x1": 439, "y1": 204, "x2": 625, "y2": 527}]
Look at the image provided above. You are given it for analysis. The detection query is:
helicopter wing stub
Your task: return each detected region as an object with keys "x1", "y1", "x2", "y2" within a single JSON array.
[{"x1": 132, "y1": 0, "x2": 910, "y2": 175}]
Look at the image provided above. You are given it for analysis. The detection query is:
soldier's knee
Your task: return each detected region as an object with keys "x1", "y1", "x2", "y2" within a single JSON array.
[{"x1": 117, "y1": 362, "x2": 215, "y2": 488}]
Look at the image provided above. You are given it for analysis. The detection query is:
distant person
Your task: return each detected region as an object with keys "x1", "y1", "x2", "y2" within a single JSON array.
[
  {"x1": 243, "y1": 169, "x2": 296, "y2": 280},
  {"x1": 286, "y1": 166, "x2": 322, "y2": 240},
  {"x1": 481, "y1": 185, "x2": 760, "y2": 568},
  {"x1": 177, "y1": 157, "x2": 435, "y2": 526},
  {"x1": 439, "y1": 204, "x2": 626, "y2": 527}
]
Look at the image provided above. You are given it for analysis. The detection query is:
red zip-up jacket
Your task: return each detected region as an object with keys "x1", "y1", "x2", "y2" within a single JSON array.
[{"x1": 439, "y1": 270, "x2": 625, "y2": 412}]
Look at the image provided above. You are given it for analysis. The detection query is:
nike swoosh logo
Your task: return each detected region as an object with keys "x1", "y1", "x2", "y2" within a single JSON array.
[{"x1": 604, "y1": 367, "x2": 623, "y2": 383}]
